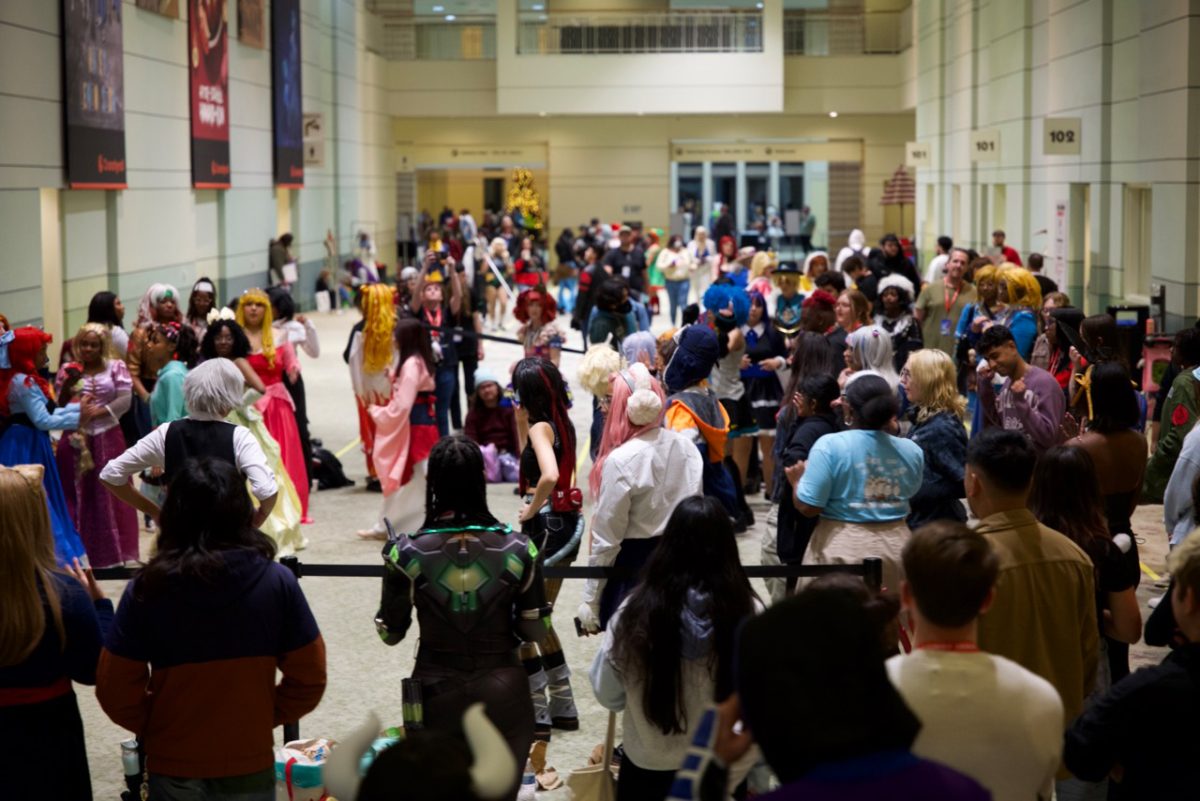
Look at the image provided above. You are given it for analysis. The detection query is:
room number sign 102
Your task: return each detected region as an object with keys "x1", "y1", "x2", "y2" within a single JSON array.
[{"x1": 1044, "y1": 117, "x2": 1082, "y2": 155}]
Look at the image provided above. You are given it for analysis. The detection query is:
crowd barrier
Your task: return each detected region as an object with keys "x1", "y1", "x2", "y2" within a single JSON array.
[{"x1": 92, "y1": 556, "x2": 884, "y2": 743}]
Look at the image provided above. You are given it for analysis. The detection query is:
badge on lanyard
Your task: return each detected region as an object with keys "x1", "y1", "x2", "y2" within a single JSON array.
[{"x1": 940, "y1": 318, "x2": 952, "y2": 336}]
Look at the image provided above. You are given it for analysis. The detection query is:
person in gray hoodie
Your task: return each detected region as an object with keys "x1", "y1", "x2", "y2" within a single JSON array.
[{"x1": 590, "y1": 496, "x2": 762, "y2": 801}]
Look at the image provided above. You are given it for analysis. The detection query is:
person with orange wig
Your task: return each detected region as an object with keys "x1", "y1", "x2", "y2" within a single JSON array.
[
  {"x1": 237, "y1": 289, "x2": 312, "y2": 522},
  {"x1": 343, "y1": 283, "x2": 397, "y2": 492},
  {"x1": 0, "y1": 327, "x2": 94, "y2": 564}
]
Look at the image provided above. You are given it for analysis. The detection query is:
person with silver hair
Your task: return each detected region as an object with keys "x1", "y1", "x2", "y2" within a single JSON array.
[
  {"x1": 840, "y1": 324, "x2": 902, "y2": 393},
  {"x1": 621, "y1": 331, "x2": 659, "y2": 375},
  {"x1": 100, "y1": 358, "x2": 278, "y2": 528}
]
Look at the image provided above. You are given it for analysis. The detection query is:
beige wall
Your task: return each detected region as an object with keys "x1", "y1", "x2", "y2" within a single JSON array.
[{"x1": 395, "y1": 112, "x2": 914, "y2": 244}]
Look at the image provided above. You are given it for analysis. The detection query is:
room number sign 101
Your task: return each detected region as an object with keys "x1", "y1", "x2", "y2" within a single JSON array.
[
  {"x1": 970, "y1": 130, "x2": 1000, "y2": 162},
  {"x1": 1045, "y1": 117, "x2": 1082, "y2": 155}
]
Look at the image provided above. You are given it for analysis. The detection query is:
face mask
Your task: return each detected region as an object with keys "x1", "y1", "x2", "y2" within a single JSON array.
[{"x1": 617, "y1": 300, "x2": 632, "y2": 314}]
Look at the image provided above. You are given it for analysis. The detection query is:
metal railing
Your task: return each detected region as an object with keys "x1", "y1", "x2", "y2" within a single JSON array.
[
  {"x1": 381, "y1": 19, "x2": 496, "y2": 60},
  {"x1": 784, "y1": 8, "x2": 912, "y2": 56},
  {"x1": 517, "y1": 11, "x2": 763, "y2": 55}
]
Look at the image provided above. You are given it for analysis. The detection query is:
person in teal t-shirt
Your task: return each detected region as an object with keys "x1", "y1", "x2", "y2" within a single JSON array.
[{"x1": 791, "y1": 372, "x2": 923, "y2": 592}]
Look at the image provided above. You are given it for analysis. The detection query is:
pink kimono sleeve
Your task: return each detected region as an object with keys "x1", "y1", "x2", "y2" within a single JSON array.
[{"x1": 368, "y1": 357, "x2": 427, "y2": 495}]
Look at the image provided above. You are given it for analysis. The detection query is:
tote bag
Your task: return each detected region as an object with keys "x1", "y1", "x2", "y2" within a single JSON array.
[{"x1": 565, "y1": 710, "x2": 617, "y2": 801}]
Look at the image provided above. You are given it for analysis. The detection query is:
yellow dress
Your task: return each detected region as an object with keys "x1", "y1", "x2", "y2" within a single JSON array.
[{"x1": 227, "y1": 390, "x2": 307, "y2": 556}]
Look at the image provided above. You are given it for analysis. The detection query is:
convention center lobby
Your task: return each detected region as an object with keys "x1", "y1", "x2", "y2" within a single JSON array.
[{"x1": 3, "y1": 1, "x2": 1200, "y2": 800}]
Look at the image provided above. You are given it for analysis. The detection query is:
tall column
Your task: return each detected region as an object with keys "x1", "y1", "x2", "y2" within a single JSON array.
[
  {"x1": 701, "y1": 161, "x2": 713, "y2": 229},
  {"x1": 768, "y1": 160, "x2": 781, "y2": 213},
  {"x1": 669, "y1": 161, "x2": 679, "y2": 215},
  {"x1": 735, "y1": 161, "x2": 747, "y2": 233}
]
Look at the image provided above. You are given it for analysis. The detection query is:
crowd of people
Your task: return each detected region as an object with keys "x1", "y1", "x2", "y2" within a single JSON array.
[{"x1": 4, "y1": 211, "x2": 1200, "y2": 801}]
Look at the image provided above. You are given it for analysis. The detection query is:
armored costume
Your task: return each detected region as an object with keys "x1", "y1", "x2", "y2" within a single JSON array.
[{"x1": 376, "y1": 518, "x2": 549, "y2": 766}]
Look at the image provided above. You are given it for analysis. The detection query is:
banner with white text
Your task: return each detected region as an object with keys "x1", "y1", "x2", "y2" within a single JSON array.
[{"x1": 189, "y1": 0, "x2": 231, "y2": 188}]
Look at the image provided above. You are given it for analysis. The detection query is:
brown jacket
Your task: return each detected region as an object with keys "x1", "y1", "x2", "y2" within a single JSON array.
[{"x1": 975, "y1": 508, "x2": 1099, "y2": 726}]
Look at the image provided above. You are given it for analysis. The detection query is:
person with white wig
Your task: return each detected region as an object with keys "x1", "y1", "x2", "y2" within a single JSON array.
[
  {"x1": 100, "y1": 358, "x2": 278, "y2": 528},
  {"x1": 841, "y1": 324, "x2": 902, "y2": 392},
  {"x1": 621, "y1": 330, "x2": 659, "y2": 375},
  {"x1": 578, "y1": 362, "x2": 704, "y2": 633}
]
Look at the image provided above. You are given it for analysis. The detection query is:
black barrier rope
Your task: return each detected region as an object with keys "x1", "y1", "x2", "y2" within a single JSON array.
[{"x1": 92, "y1": 555, "x2": 883, "y2": 743}]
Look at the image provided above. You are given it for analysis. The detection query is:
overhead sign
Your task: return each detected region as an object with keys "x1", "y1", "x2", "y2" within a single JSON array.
[
  {"x1": 905, "y1": 141, "x2": 931, "y2": 168},
  {"x1": 1044, "y1": 117, "x2": 1081, "y2": 156},
  {"x1": 970, "y1": 129, "x2": 1000, "y2": 162},
  {"x1": 397, "y1": 144, "x2": 547, "y2": 171},
  {"x1": 670, "y1": 140, "x2": 863, "y2": 163}
]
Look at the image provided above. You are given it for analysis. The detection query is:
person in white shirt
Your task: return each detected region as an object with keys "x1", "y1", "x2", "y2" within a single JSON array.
[
  {"x1": 577, "y1": 363, "x2": 703, "y2": 633},
  {"x1": 100, "y1": 358, "x2": 278, "y2": 526},
  {"x1": 687, "y1": 226, "x2": 717, "y2": 304},
  {"x1": 834, "y1": 228, "x2": 869, "y2": 273},
  {"x1": 924, "y1": 235, "x2": 953, "y2": 283},
  {"x1": 886, "y1": 520, "x2": 1063, "y2": 801}
]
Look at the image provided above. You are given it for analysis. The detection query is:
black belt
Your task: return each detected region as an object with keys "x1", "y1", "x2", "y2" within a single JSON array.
[{"x1": 416, "y1": 647, "x2": 518, "y2": 673}]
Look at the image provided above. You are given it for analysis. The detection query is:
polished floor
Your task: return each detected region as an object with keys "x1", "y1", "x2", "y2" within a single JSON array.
[{"x1": 78, "y1": 308, "x2": 1172, "y2": 798}]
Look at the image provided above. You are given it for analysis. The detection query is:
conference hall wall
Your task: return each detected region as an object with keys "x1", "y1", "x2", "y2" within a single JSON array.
[
  {"x1": 394, "y1": 113, "x2": 913, "y2": 251},
  {"x1": 0, "y1": 0, "x2": 394, "y2": 342}
]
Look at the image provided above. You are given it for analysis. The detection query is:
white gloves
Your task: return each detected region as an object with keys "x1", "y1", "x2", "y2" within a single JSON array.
[{"x1": 577, "y1": 601, "x2": 601, "y2": 635}]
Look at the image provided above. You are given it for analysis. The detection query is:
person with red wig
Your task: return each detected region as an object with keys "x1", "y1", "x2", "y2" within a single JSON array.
[
  {"x1": 514, "y1": 287, "x2": 565, "y2": 367},
  {"x1": 0, "y1": 327, "x2": 94, "y2": 564}
]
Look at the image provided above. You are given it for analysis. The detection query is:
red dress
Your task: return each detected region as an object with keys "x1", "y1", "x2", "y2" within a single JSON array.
[{"x1": 247, "y1": 344, "x2": 310, "y2": 518}]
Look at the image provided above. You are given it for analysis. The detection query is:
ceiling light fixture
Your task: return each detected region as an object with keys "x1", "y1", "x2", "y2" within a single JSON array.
[
  {"x1": 755, "y1": 2, "x2": 763, "y2": 8},
  {"x1": 538, "y1": 111, "x2": 548, "y2": 117},
  {"x1": 828, "y1": 110, "x2": 839, "y2": 118},
  {"x1": 445, "y1": 13, "x2": 456, "y2": 20},
  {"x1": 432, "y1": 4, "x2": 444, "y2": 10},
  {"x1": 532, "y1": 3, "x2": 544, "y2": 9}
]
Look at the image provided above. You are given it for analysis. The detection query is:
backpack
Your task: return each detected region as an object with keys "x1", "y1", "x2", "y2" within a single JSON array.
[{"x1": 311, "y1": 441, "x2": 355, "y2": 490}]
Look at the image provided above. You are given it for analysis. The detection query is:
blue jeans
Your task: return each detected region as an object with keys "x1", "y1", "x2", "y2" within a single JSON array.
[
  {"x1": 557, "y1": 276, "x2": 578, "y2": 314},
  {"x1": 664, "y1": 279, "x2": 691, "y2": 325},
  {"x1": 435, "y1": 366, "x2": 458, "y2": 436}
]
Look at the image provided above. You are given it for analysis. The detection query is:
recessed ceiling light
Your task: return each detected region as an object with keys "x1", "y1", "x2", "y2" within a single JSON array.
[
  {"x1": 432, "y1": 4, "x2": 444, "y2": 10},
  {"x1": 532, "y1": 3, "x2": 544, "y2": 9},
  {"x1": 445, "y1": 13, "x2": 456, "y2": 20},
  {"x1": 828, "y1": 110, "x2": 839, "y2": 118},
  {"x1": 538, "y1": 111, "x2": 548, "y2": 117},
  {"x1": 755, "y1": 2, "x2": 763, "y2": 7}
]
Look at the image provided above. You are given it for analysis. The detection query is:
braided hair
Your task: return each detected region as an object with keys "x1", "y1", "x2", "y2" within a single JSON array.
[{"x1": 423, "y1": 436, "x2": 500, "y2": 530}]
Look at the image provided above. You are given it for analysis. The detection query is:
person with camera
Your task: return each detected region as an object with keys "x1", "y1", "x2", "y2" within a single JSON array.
[{"x1": 411, "y1": 250, "x2": 464, "y2": 436}]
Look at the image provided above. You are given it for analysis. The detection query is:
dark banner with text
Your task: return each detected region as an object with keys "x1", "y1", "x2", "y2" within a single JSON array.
[
  {"x1": 189, "y1": 0, "x2": 231, "y2": 188},
  {"x1": 271, "y1": 0, "x2": 303, "y2": 187},
  {"x1": 63, "y1": 0, "x2": 127, "y2": 188}
]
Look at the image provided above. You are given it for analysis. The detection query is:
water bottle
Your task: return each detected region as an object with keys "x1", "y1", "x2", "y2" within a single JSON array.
[
  {"x1": 120, "y1": 739, "x2": 139, "y2": 778},
  {"x1": 517, "y1": 759, "x2": 537, "y2": 801}
]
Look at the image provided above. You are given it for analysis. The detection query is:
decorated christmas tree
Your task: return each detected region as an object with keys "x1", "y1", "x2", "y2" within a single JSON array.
[{"x1": 506, "y1": 167, "x2": 543, "y2": 233}]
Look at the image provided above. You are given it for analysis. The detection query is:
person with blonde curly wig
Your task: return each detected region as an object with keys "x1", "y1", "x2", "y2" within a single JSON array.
[
  {"x1": 901, "y1": 349, "x2": 969, "y2": 529},
  {"x1": 344, "y1": 283, "x2": 398, "y2": 491},
  {"x1": 238, "y1": 289, "x2": 311, "y2": 522},
  {"x1": 996, "y1": 265, "x2": 1042, "y2": 360}
]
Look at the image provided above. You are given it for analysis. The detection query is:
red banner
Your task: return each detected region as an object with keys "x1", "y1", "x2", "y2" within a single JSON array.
[{"x1": 189, "y1": 0, "x2": 231, "y2": 188}]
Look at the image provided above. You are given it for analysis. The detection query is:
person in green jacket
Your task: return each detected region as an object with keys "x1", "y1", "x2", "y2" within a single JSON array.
[{"x1": 1144, "y1": 328, "x2": 1200, "y2": 503}]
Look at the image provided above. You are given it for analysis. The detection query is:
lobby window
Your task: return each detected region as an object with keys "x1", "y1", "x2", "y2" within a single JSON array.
[{"x1": 677, "y1": 163, "x2": 702, "y2": 220}]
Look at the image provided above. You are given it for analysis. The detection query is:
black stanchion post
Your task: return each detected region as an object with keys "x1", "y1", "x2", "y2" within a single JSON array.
[
  {"x1": 280, "y1": 556, "x2": 303, "y2": 743},
  {"x1": 863, "y1": 557, "x2": 884, "y2": 593}
]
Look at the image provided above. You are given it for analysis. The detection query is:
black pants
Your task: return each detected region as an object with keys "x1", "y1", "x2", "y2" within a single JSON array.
[
  {"x1": 451, "y1": 350, "x2": 478, "y2": 430},
  {"x1": 283, "y1": 371, "x2": 314, "y2": 484},
  {"x1": 617, "y1": 755, "x2": 676, "y2": 801}
]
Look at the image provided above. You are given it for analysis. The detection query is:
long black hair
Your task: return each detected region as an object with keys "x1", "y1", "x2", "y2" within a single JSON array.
[
  {"x1": 1086, "y1": 361, "x2": 1140, "y2": 434},
  {"x1": 395, "y1": 317, "x2": 435, "y2": 373},
  {"x1": 87, "y1": 291, "x2": 122, "y2": 326},
  {"x1": 610, "y1": 496, "x2": 759, "y2": 735},
  {"x1": 201, "y1": 319, "x2": 252, "y2": 360},
  {"x1": 513, "y1": 358, "x2": 576, "y2": 489},
  {"x1": 267, "y1": 285, "x2": 296, "y2": 322},
  {"x1": 779, "y1": 331, "x2": 838, "y2": 429},
  {"x1": 137, "y1": 458, "x2": 276, "y2": 600},
  {"x1": 422, "y1": 436, "x2": 499, "y2": 530}
]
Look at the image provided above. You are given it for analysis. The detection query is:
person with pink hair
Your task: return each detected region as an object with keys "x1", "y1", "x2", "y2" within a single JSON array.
[{"x1": 578, "y1": 363, "x2": 704, "y2": 634}]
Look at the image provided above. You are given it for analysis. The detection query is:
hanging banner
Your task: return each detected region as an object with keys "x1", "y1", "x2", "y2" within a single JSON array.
[
  {"x1": 63, "y1": 0, "x2": 127, "y2": 189},
  {"x1": 272, "y1": 0, "x2": 304, "y2": 187},
  {"x1": 189, "y1": 0, "x2": 231, "y2": 188},
  {"x1": 236, "y1": 0, "x2": 265, "y2": 48}
]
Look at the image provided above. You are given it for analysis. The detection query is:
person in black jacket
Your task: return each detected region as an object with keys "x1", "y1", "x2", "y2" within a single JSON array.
[
  {"x1": 901, "y1": 349, "x2": 969, "y2": 529},
  {"x1": 866, "y1": 234, "x2": 923, "y2": 309},
  {"x1": 1064, "y1": 529, "x2": 1200, "y2": 801},
  {"x1": 773, "y1": 373, "x2": 841, "y2": 598}
]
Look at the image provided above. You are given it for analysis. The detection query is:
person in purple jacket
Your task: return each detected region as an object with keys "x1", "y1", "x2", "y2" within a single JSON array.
[
  {"x1": 977, "y1": 324, "x2": 1065, "y2": 453},
  {"x1": 666, "y1": 576, "x2": 989, "y2": 801}
]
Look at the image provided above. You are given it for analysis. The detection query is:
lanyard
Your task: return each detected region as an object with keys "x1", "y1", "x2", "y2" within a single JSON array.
[
  {"x1": 943, "y1": 281, "x2": 962, "y2": 314},
  {"x1": 424, "y1": 305, "x2": 443, "y2": 338},
  {"x1": 917, "y1": 641, "x2": 979, "y2": 653}
]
